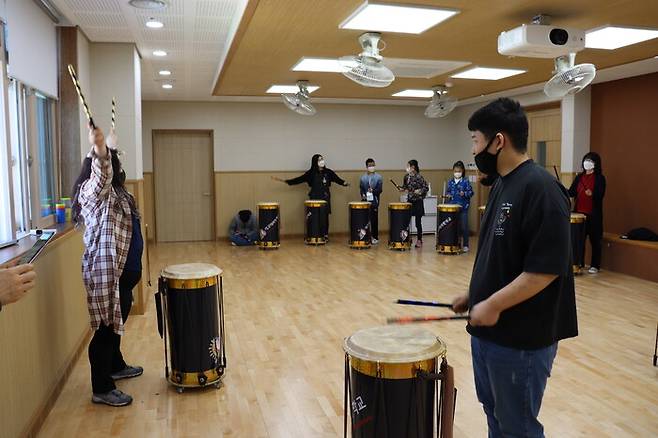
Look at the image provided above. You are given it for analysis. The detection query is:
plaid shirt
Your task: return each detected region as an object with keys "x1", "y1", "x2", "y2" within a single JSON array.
[
  {"x1": 403, "y1": 172, "x2": 429, "y2": 202},
  {"x1": 79, "y1": 149, "x2": 133, "y2": 335}
]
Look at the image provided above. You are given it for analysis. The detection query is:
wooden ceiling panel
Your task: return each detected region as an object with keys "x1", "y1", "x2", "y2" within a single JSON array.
[{"x1": 213, "y1": 0, "x2": 658, "y2": 100}]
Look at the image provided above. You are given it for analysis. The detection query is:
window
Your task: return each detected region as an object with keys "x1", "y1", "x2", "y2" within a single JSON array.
[
  {"x1": 35, "y1": 92, "x2": 56, "y2": 219},
  {"x1": 8, "y1": 79, "x2": 30, "y2": 237}
]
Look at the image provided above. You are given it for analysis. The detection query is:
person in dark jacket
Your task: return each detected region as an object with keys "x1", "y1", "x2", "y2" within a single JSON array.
[
  {"x1": 446, "y1": 160, "x2": 475, "y2": 251},
  {"x1": 228, "y1": 210, "x2": 258, "y2": 246},
  {"x1": 568, "y1": 152, "x2": 606, "y2": 273},
  {"x1": 359, "y1": 158, "x2": 383, "y2": 243},
  {"x1": 273, "y1": 154, "x2": 349, "y2": 238},
  {"x1": 400, "y1": 159, "x2": 429, "y2": 248}
]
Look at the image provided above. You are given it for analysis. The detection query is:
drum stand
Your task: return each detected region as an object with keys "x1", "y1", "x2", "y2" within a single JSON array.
[{"x1": 343, "y1": 356, "x2": 456, "y2": 438}]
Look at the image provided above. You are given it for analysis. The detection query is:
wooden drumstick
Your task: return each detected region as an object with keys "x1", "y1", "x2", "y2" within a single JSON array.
[
  {"x1": 396, "y1": 299, "x2": 453, "y2": 308},
  {"x1": 67, "y1": 64, "x2": 96, "y2": 129},
  {"x1": 387, "y1": 315, "x2": 469, "y2": 324},
  {"x1": 111, "y1": 97, "x2": 116, "y2": 129}
]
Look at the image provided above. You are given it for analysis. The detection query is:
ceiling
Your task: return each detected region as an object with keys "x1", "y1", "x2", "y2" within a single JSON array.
[
  {"x1": 52, "y1": 0, "x2": 248, "y2": 100},
  {"x1": 50, "y1": 0, "x2": 658, "y2": 102},
  {"x1": 213, "y1": 0, "x2": 658, "y2": 101}
]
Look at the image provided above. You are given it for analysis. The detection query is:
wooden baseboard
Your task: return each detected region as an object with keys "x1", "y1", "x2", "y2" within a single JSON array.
[{"x1": 21, "y1": 327, "x2": 92, "y2": 438}]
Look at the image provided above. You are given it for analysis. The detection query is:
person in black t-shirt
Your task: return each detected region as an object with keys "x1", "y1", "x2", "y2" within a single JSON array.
[{"x1": 451, "y1": 98, "x2": 578, "y2": 437}]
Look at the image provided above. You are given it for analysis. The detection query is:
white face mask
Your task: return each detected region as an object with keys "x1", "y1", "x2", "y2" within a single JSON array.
[
  {"x1": 406, "y1": 166, "x2": 412, "y2": 174},
  {"x1": 583, "y1": 160, "x2": 595, "y2": 171},
  {"x1": 367, "y1": 166, "x2": 375, "y2": 173},
  {"x1": 318, "y1": 160, "x2": 325, "y2": 168},
  {"x1": 454, "y1": 172, "x2": 462, "y2": 179}
]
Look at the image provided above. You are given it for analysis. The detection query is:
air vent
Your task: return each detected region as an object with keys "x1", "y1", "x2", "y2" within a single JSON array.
[{"x1": 383, "y1": 58, "x2": 470, "y2": 79}]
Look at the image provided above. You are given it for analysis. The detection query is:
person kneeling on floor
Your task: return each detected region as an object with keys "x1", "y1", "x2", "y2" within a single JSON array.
[{"x1": 229, "y1": 210, "x2": 259, "y2": 246}]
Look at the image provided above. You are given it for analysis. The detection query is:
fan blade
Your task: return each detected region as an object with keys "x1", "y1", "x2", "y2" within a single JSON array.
[
  {"x1": 425, "y1": 96, "x2": 457, "y2": 118},
  {"x1": 341, "y1": 60, "x2": 395, "y2": 88},
  {"x1": 282, "y1": 93, "x2": 316, "y2": 116},
  {"x1": 544, "y1": 63, "x2": 596, "y2": 98}
]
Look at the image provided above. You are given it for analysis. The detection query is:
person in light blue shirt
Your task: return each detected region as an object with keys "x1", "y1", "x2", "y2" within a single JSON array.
[
  {"x1": 359, "y1": 158, "x2": 383, "y2": 243},
  {"x1": 446, "y1": 160, "x2": 474, "y2": 251}
]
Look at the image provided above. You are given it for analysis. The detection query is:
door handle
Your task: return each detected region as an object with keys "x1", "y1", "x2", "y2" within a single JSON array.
[{"x1": 202, "y1": 192, "x2": 211, "y2": 196}]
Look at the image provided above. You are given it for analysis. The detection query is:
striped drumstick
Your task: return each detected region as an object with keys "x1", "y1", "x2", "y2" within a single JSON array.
[
  {"x1": 67, "y1": 64, "x2": 96, "y2": 129},
  {"x1": 396, "y1": 299, "x2": 453, "y2": 308},
  {"x1": 387, "y1": 315, "x2": 469, "y2": 325},
  {"x1": 111, "y1": 97, "x2": 116, "y2": 129}
]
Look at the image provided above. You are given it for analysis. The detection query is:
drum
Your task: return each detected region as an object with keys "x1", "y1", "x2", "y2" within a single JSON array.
[
  {"x1": 343, "y1": 326, "x2": 455, "y2": 438},
  {"x1": 478, "y1": 205, "x2": 486, "y2": 217},
  {"x1": 305, "y1": 200, "x2": 328, "y2": 245},
  {"x1": 257, "y1": 202, "x2": 280, "y2": 249},
  {"x1": 437, "y1": 204, "x2": 462, "y2": 254},
  {"x1": 570, "y1": 213, "x2": 587, "y2": 274},
  {"x1": 388, "y1": 202, "x2": 412, "y2": 250},
  {"x1": 349, "y1": 202, "x2": 371, "y2": 248},
  {"x1": 155, "y1": 263, "x2": 226, "y2": 392}
]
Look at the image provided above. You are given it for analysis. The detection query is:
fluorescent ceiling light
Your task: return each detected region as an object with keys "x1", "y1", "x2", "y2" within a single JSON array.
[
  {"x1": 392, "y1": 89, "x2": 435, "y2": 98},
  {"x1": 146, "y1": 19, "x2": 163, "y2": 28},
  {"x1": 292, "y1": 57, "x2": 348, "y2": 73},
  {"x1": 162, "y1": 83, "x2": 173, "y2": 89},
  {"x1": 451, "y1": 67, "x2": 526, "y2": 80},
  {"x1": 586, "y1": 26, "x2": 658, "y2": 50},
  {"x1": 340, "y1": 1, "x2": 459, "y2": 34},
  {"x1": 159, "y1": 70, "x2": 171, "y2": 76},
  {"x1": 153, "y1": 50, "x2": 167, "y2": 57},
  {"x1": 266, "y1": 85, "x2": 319, "y2": 94}
]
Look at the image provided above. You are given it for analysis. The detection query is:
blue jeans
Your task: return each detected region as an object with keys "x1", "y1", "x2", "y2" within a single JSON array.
[
  {"x1": 460, "y1": 209, "x2": 470, "y2": 247},
  {"x1": 471, "y1": 336, "x2": 557, "y2": 438},
  {"x1": 230, "y1": 231, "x2": 259, "y2": 246}
]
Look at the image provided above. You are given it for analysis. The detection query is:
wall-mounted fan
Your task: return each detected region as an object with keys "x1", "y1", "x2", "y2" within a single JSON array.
[
  {"x1": 281, "y1": 81, "x2": 317, "y2": 116},
  {"x1": 339, "y1": 32, "x2": 395, "y2": 88},
  {"x1": 544, "y1": 53, "x2": 596, "y2": 98},
  {"x1": 425, "y1": 85, "x2": 457, "y2": 118}
]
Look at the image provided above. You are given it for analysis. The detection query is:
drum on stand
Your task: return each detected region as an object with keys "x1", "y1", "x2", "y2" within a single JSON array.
[
  {"x1": 570, "y1": 213, "x2": 587, "y2": 274},
  {"x1": 305, "y1": 200, "x2": 328, "y2": 245},
  {"x1": 437, "y1": 204, "x2": 462, "y2": 254},
  {"x1": 154, "y1": 263, "x2": 227, "y2": 393},
  {"x1": 257, "y1": 202, "x2": 280, "y2": 249},
  {"x1": 343, "y1": 326, "x2": 455, "y2": 438},
  {"x1": 388, "y1": 202, "x2": 412, "y2": 250},
  {"x1": 478, "y1": 206, "x2": 486, "y2": 217},
  {"x1": 349, "y1": 202, "x2": 372, "y2": 249}
]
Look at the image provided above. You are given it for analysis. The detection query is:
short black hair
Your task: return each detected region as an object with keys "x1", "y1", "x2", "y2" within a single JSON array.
[
  {"x1": 366, "y1": 158, "x2": 375, "y2": 166},
  {"x1": 453, "y1": 161, "x2": 465, "y2": 172},
  {"x1": 408, "y1": 159, "x2": 420, "y2": 173},
  {"x1": 468, "y1": 98, "x2": 528, "y2": 153}
]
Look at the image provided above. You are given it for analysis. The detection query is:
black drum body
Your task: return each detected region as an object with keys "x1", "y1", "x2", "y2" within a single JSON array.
[
  {"x1": 349, "y1": 202, "x2": 371, "y2": 248},
  {"x1": 388, "y1": 203, "x2": 412, "y2": 250},
  {"x1": 258, "y1": 202, "x2": 280, "y2": 249},
  {"x1": 155, "y1": 264, "x2": 226, "y2": 392},
  {"x1": 570, "y1": 213, "x2": 586, "y2": 274},
  {"x1": 305, "y1": 200, "x2": 328, "y2": 245},
  {"x1": 436, "y1": 204, "x2": 462, "y2": 254}
]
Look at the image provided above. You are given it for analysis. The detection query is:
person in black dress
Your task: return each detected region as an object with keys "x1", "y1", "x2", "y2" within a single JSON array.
[{"x1": 273, "y1": 154, "x2": 349, "y2": 239}]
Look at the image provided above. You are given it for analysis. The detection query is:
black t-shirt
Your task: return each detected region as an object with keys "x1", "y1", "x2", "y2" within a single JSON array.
[{"x1": 467, "y1": 160, "x2": 578, "y2": 350}]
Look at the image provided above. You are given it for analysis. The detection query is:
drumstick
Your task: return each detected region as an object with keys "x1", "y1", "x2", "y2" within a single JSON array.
[
  {"x1": 387, "y1": 315, "x2": 469, "y2": 324},
  {"x1": 111, "y1": 97, "x2": 116, "y2": 129},
  {"x1": 389, "y1": 179, "x2": 401, "y2": 190},
  {"x1": 553, "y1": 165, "x2": 561, "y2": 182},
  {"x1": 396, "y1": 299, "x2": 453, "y2": 308},
  {"x1": 67, "y1": 64, "x2": 96, "y2": 129}
]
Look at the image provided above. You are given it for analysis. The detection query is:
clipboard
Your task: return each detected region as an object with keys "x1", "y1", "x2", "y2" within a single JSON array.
[{"x1": 17, "y1": 230, "x2": 56, "y2": 264}]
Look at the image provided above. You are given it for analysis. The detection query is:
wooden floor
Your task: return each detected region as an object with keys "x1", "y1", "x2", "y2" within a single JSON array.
[{"x1": 38, "y1": 236, "x2": 658, "y2": 437}]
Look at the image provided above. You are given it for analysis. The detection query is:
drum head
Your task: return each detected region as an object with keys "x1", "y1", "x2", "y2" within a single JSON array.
[
  {"x1": 258, "y1": 202, "x2": 279, "y2": 207},
  {"x1": 344, "y1": 325, "x2": 446, "y2": 363},
  {"x1": 161, "y1": 263, "x2": 222, "y2": 279},
  {"x1": 305, "y1": 199, "x2": 327, "y2": 205},
  {"x1": 438, "y1": 203, "x2": 461, "y2": 210},
  {"x1": 570, "y1": 213, "x2": 586, "y2": 223},
  {"x1": 349, "y1": 202, "x2": 370, "y2": 208}
]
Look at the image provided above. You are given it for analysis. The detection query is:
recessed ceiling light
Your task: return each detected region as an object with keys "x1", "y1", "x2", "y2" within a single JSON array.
[
  {"x1": 392, "y1": 89, "x2": 435, "y2": 98},
  {"x1": 162, "y1": 84, "x2": 173, "y2": 89},
  {"x1": 266, "y1": 85, "x2": 319, "y2": 94},
  {"x1": 129, "y1": 0, "x2": 167, "y2": 10},
  {"x1": 153, "y1": 50, "x2": 167, "y2": 57},
  {"x1": 146, "y1": 19, "x2": 163, "y2": 29},
  {"x1": 292, "y1": 57, "x2": 348, "y2": 73},
  {"x1": 451, "y1": 67, "x2": 526, "y2": 80},
  {"x1": 586, "y1": 26, "x2": 658, "y2": 50},
  {"x1": 340, "y1": 1, "x2": 459, "y2": 34},
  {"x1": 159, "y1": 70, "x2": 171, "y2": 76}
]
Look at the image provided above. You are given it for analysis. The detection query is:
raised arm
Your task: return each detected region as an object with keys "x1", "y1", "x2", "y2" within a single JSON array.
[{"x1": 79, "y1": 127, "x2": 113, "y2": 205}]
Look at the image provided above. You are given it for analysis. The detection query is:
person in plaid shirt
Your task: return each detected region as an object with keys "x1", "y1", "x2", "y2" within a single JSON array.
[
  {"x1": 400, "y1": 159, "x2": 429, "y2": 248},
  {"x1": 72, "y1": 126, "x2": 144, "y2": 407}
]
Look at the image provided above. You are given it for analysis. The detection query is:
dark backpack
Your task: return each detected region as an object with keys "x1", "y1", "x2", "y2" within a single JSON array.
[{"x1": 621, "y1": 227, "x2": 658, "y2": 242}]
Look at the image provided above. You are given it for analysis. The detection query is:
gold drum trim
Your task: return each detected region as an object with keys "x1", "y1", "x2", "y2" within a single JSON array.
[
  {"x1": 349, "y1": 357, "x2": 437, "y2": 379},
  {"x1": 305, "y1": 200, "x2": 327, "y2": 207},
  {"x1": 573, "y1": 265, "x2": 583, "y2": 275},
  {"x1": 349, "y1": 203, "x2": 371, "y2": 209},
  {"x1": 258, "y1": 241, "x2": 280, "y2": 249},
  {"x1": 437, "y1": 205, "x2": 461, "y2": 213},
  {"x1": 350, "y1": 241, "x2": 371, "y2": 248},
  {"x1": 166, "y1": 276, "x2": 217, "y2": 289},
  {"x1": 169, "y1": 368, "x2": 224, "y2": 388},
  {"x1": 258, "y1": 203, "x2": 279, "y2": 210},
  {"x1": 570, "y1": 213, "x2": 586, "y2": 224},
  {"x1": 437, "y1": 244, "x2": 461, "y2": 254},
  {"x1": 388, "y1": 241, "x2": 411, "y2": 250},
  {"x1": 389, "y1": 202, "x2": 411, "y2": 210},
  {"x1": 305, "y1": 237, "x2": 326, "y2": 245}
]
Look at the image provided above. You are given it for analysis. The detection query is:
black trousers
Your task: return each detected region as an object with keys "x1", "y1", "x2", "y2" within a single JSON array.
[
  {"x1": 414, "y1": 215, "x2": 423, "y2": 239},
  {"x1": 371, "y1": 206, "x2": 379, "y2": 240},
  {"x1": 585, "y1": 214, "x2": 603, "y2": 269},
  {"x1": 88, "y1": 270, "x2": 141, "y2": 394}
]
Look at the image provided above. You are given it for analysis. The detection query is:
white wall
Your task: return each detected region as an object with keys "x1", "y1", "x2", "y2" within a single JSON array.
[
  {"x1": 142, "y1": 101, "x2": 472, "y2": 172},
  {"x1": 4, "y1": 0, "x2": 58, "y2": 97}
]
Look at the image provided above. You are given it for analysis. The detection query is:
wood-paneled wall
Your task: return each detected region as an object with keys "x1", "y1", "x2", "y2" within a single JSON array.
[
  {"x1": 144, "y1": 170, "x2": 490, "y2": 240},
  {"x1": 0, "y1": 232, "x2": 89, "y2": 438},
  {"x1": 124, "y1": 179, "x2": 149, "y2": 315}
]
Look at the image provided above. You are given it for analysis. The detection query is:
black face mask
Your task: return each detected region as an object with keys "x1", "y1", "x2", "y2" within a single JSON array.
[
  {"x1": 479, "y1": 174, "x2": 498, "y2": 187},
  {"x1": 474, "y1": 135, "x2": 500, "y2": 177}
]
